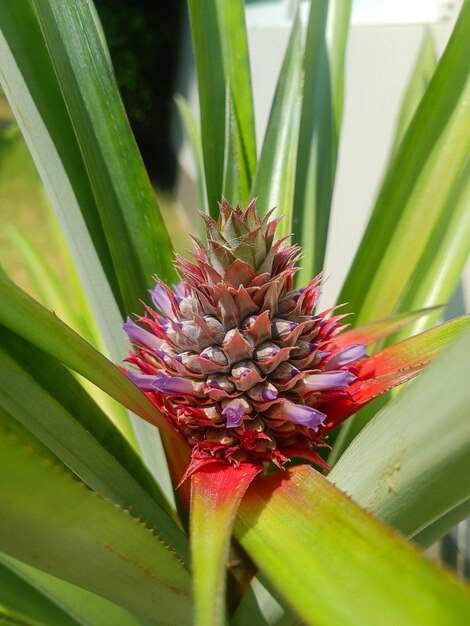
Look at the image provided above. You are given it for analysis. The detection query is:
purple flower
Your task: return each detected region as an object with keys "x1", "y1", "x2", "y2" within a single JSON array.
[
  {"x1": 281, "y1": 402, "x2": 326, "y2": 431},
  {"x1": 304, "y1": 370, "x2": 356, "y2": 392},
  {"x1": 123, "y1": 317, "x2": 163, "y2": 351},
  {"x1": 149, "y1": 283, "x2": 175, "y2": 318},
  {"x1": 222, "y1": 399, "x2": 245, "y2": 428},
  {"x1": 127, "y1": 371, "x2": 159, "y2": 390},
  {"x1": 152, "y1": 372, "x2": 194, "y2": 395},
  {"x1": 324, "y1": 344, "x2": 367, "y2": 370},
  {"x1": 262, "y1": 386, "x2": 278, "y2": 401},
  {"x1": 173, "y1": 280, "x2": 186, "y2": 302}
]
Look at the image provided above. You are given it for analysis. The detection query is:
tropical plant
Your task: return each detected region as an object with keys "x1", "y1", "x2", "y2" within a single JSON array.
[{"x1": 0, "y1": 1, "x2": 469, "y2": 626}]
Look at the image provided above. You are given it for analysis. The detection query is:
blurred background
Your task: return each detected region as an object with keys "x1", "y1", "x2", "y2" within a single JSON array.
[{"x1": 0, "y1": 0, "x2": 468, "y2": 578}]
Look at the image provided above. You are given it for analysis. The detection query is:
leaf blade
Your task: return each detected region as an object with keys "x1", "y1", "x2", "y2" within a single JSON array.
[
  {"x1": 338, "y1": 0, "x2": 470, "y2": 325},
  {"x1": 292, "y1": 0, "x2": 352, "y2": 283},
  {"x1": 0, "y1": 554, "x2": 143, "y2": 626},
  {"x1": 252, "y1": 11, "x2": 302, "y2": 235},
  {"x1": 188, "y1": 0, "x2": 226, "y2": 217},
  {"x1": 0, "y1": 419, "x2": 192, "y2": 626},
  {"x1": 235, "y1": 466, "x2": 470, "y2": 626},
  {"x1": 0, "y1": 328, "x2": 187, "y2": 560},
  {"x1": 0, "y1": 273, "x2": 175, "y2": 437},
  {"x1": 330, "y1": 323, "x2": 470, "y2": 540},
  {"x1": 216, "y1": 0, "x2": 256, "y2": 203},
  {"x1": 190, "y1": 464, "x2": 260, "y2": 626},
  {"x1": 31, "y1": 0, "x2": 176, "y2": 311}
]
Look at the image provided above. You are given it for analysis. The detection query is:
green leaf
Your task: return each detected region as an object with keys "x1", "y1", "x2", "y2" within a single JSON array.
[
  {"x1": 0, "y1": 0, "x2": 123, "y2": 313},
  {"x1": 188, "y1": 0, "x2": 227, "y2": 217},
  {"x1": 330, "y1": 323, "x2": 470, "y2": 541},
  {"x1": 293, "y1": 0, "x2": 352, "y2": 283},
  {"x1": 0, "y1": 559, "x2": 80, "y2": 626},
  {"x1": 338, "y1": 0, "x2": 470, "y2": 325},
  {"x1": 0, "y1": 328, "x2": 187, "y2": 561},
  {"x1": 175, "y1": 95, "x2": 209, "y2": 217},
  {"x1": 0, "y1": 2, "x2": 175, "y2": 494},
  {"x1": 30, "y1": 0, "x2": 176, "y2": 312},
  {"x1": 390, "y1": 29, "x2": 437, "y2": 156},
  {"x1": 188, "y1": 0, "x2": 256, "y2": 214},
  {"x1": 0, "y1": 554, "x2": 142, "y2": 626},
  {"x1": 222, "y1": 87, "x2": 242, "y2": 206},
  {"x1": 328, "y1": 305, "x2": 443, "y2": 349},
  {"x1": 0, "y1": 273, "x2": 175, "y2": 437},
  {"x1": 251, "y1": 11, "x2": 302, "y2": 236},
  {"x1": 413, "y1": 499, "x2": 470, "y2": 548},
  {"x1": 328, "y1": 314, "x2": 470, "y2": 465},
  {"x1": 216, "y1": 0, "x2": 256, "y2": 204},
  {"x1": 235, "y1": 466, "x2": 470, "y2": 626},
  {"x1": 7, "y1": 226, "x2": 138, "y2": 447},
  {"x1": 190, "y1": 464, "x2": 260, "y2": 626},
  {"x1": 390, "y1": 155, "x2": 470, "y2": 341},
  {"x1": 233, "y1": 575, "x2": 296, "y2": 626},
  {"x1": 0, "y1": 418, "x2": 192, "y2": 626}
]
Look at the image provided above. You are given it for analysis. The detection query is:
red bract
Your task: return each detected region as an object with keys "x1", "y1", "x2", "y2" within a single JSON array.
[{"x1": 124, "y1": 200, "x2": 431, "y2": 481}]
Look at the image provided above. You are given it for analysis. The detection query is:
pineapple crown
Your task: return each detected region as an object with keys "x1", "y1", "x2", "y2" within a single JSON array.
[{"x1": 199, "y1": 198, "x2": 284, "y2": 275}]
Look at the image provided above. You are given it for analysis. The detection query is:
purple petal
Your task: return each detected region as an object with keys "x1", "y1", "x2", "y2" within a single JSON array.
[
  {"x1": 292, "y1": 288, "x2": 305, "y2": 302},
  {"x1": 127, "y1": 371, "x2": 158, "y2": 390},
  {"x1": 149, "y1": 283, "x2": 175, "y2": 318},
  {"x1": 173, "y1": 280, "x2": 186, "y2": 302},
  {"x1": 222, "y1": 399, "x2": 245, "y2": 428},
  {"x1": 304, "y1": 370, "x2": 356, "y2": 392},
  {"x1": 324, "y1": 344, "x2": 367, "y2": 370},
  {"x1": 281, "y1": 402, "x2": 326, "y2": 431},
  {"x1": 152, "y1": 372, "x2": 194, "y2": 395},
  {"x1": 156, "y1": 315, "x2": 170, "y2": 331},
  {"x1": 123, "y1": 317, "x2": 163, "y2": 351},
  {"x1": 262, "y1": 387, "x2": 278, "y2": 401}
]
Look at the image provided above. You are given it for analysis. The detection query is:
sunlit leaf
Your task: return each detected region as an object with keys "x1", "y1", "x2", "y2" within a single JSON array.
[
  {"x1": 235, "y1": 466, "x2": 470, "y2": 626},
  {"x1": 187, "y1": 0, "x2": 225, "y2": 216},
  {"x1": 191, "y1": 464, "x2": 260, "y2": 626},
  {"x1": 0, "y1": 553, "x2": 142, "y2": 626},
  {"x1": 7, "y1": 226, "x2": 137, "y2": 446},
  {"x1": 30, "y1": 0, "x2": 176, "y2": 311},
  {"x1": 175, "y1": 94, "x2": 209, "y2": 216},
  {"x1": 0, "y1": 1, "x2": 176, "y2": 487},
  {"x1": 339, "y1": 0, "x2": 470, "y2": 325},
  {"x1": 0, "y1": 418, "x2": 192, "y2": 626},
  {"x1": 252, "y1": 11, "x2": 302, "y2": 236},
  {"x1": 216, "y1": 0, "x2": 256, "y2": 204},
  {"x1": 390, "y1": 28, "x2": 437, "y2": 156},
  {"x1": 0, "y1": 328, "x2": 187, "y2": 558},
  {"x1": 293, "y1": 0, "x2": 352, "y2": 283},
  {"x1": 390, "y1": 156, "x2": 470, "y2": 341},
  {"x1": 0, "y1": 274, "x2": 176, "y2": 437},
  {"x1": 330, "y1": 323, "x2": 470, "y2": 541}
]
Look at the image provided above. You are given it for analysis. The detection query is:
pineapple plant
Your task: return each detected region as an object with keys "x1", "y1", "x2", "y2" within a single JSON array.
[
  {"x1": 0, "y1": 1, "x2": 469, "y2": 625},
  {"x1": 125, "y1": 200, "x2": 443, "y2": 481}
]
